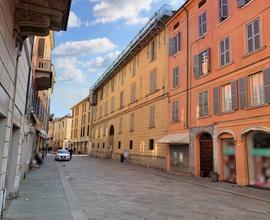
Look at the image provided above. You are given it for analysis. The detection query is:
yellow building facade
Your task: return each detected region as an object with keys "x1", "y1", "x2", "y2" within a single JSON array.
[
  {"x1": 48, "y1": 115, "x2": 72, "y2": 151},
  {"x1": 89, "y1": 6, "x2": 172, "y2": 170},
  {"x1": 70, "y1": 97, "x2": 91, "y2": 154}
]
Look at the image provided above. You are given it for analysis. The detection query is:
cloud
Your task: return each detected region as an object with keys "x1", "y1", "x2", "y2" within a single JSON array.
[
  {"x1": 169, "y1": 0, "x2": 185, "y2": 10},
  {"x1": 53, "y1": 37, "x2": 117, "y2": 57},
  {"x1": 54, "y1": 57, "x2": 84, "y2": 83},
  {"x1": 83, "y1": 51, "x2": 121, "y2": 72},
  {"x1": 68, "y1": 11, "x2": 82, "y2": 28},
  {"x1": 91, "y1": 0, "x2": 156, "y2": 25}
]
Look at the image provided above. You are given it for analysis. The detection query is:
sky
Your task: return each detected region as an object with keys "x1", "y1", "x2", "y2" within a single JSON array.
[{"x1": 51, "y1": 0, "x2": 185, "y2": 117}]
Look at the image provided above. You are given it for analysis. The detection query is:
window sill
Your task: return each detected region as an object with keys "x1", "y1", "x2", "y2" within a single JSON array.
[
  {"x1": 194, "y1": 72, "x2": 210, "y2": 80},
  {"x1": 219, "y1": 110, "x2": 236, "y2": 115},
  {"x1": 217, "y1": 61, "x2": 235, "y2": 71},
  {"x1": 244, "y1": 103, "x2": 268, "y2": 110},
  {"x1": 198, "y1": 115, "x2": 210, "y2": 119},
  {"x1": 148, "y1": 126, "x2": 155, "y2": 129},
  {"x1": 147, "y1": 89, "x2": 159, "y2": 97},
  {"x1": 171, "y1": 120, "x2": 180, "y2": 124},
  {"x1": 239, "y1": 0, "x2": 254, "y2": 9},
  {"x1": 216, "y1": 16, "x2": 231, "y2": 27},
  {"x1": 197, "y1": 32, "x2": 208, "y2": 42},
  {"x1": 242, "y1": 46, "x2": 266, "y2": 59}
]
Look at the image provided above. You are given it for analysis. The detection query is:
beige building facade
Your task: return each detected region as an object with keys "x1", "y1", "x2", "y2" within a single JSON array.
[
  {"x1": 48, "y1": 115, "x2": 72, "y2": 151},
  {"x1": 89, "y1": 6, "x2": 172, "y2": 170},
  {"x1": 71, "y1": 97, "x2": 91, "y2": 154}
]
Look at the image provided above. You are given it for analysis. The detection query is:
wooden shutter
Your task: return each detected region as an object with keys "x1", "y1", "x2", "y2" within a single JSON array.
[
  {"x1": 204, "y1": 91, "x2": 208, "y2": 116},
  {"x1": 177, "y1": 32, "x2": 181, "y2": 52},
  {"x1": 231, "y1": 80, "x2": 238, "y2": 110},
  {"x1": 239, "y1": 77, "x2": 247, "y2": 108},
  {"x1": 206, "y1": 48, "x2": 211, "y2": 72},
  {"x1": 213, "y1": 87, "x2": 220, "y2": 115},
  {"x1": 169, "y1": 38, "x2": 173, "y2": 56},
  {"x1": 199, "y1": 93, "x2": 203, "y2": 117},
  {"x1": 147, "y1": 44, "x2": 150, "y2": 59},
  {"x1": 263, "y1": 68, "x2": 270, "y2": 103},
  {"x1": 194, "y1": 55, "x2": 200, "y2": 78},
  {"x1": 237, "y1": 0, "x2": 246, "y2": 8},
  {"x1": 38, "y1": 38, "x2": 45, "y2": 57}
]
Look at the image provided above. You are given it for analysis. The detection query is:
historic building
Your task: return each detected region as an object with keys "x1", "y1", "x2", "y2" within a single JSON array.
[
  {"x1": 70, "y1": 97, "x2": 91, "y2": 154},
  {"x1": 0, "y1": 0, "x2": 71, "y2": 214},
  {"x1": 167, "y1": 0, "x2": 270, "y2": 188},
  {"x1": 48, "y1": 115, "x2": 72, "y2": 151},
  {"x1": 89, "y1": 5, "x2": 173, "y2": 169}
]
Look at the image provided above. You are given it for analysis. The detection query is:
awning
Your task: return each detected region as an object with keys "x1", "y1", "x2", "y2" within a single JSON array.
[
  {"x1": 38, "y1": 129, "x2": 49, "y2": 139},
  {"x1": 158, "y1": 133, "x2": 189, "y2": 144}
]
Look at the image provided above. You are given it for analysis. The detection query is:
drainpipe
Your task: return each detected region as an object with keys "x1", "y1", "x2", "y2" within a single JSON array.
[
  {"x1": 184, "y1": 7, "x2": 190, "y2": 129},
  {"x1": 1, "y1": 41, "x2": 23, "y2": 214}
]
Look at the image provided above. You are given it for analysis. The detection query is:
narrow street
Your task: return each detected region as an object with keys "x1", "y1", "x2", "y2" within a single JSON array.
[{"x1": 4, "y1": 156, "x2": 270, "y2": 220}]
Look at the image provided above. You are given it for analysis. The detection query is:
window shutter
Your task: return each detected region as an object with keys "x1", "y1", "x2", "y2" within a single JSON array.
[
  {"x1": 263, "y1": 68, "x2": 270, "y2": 103},
  {"x1": 213, "y1": 87, "x2": 220, "y2": 115},
  {"x1": 199, "y1": 93, "x2": 203, "y2": 117},
  {"x1": 38, "y1": 38, "x2": 45, "y2": 57},
  {"x1": 239, "y1": 77, "x2": 247, "y2": 108},
  {"x1": 231, "y1": 80, "x2": 238, "y2": 110},
  {"x1": 237, "y1": 0, "x2": 246, "y2": 8},
  {"x1": 169, "y1": 38, "x2": 173, "y2": 56},
  {"x1": 177, "y1": 32, "x2": 181, "y2": 52},
  {"x1": 204, "y1": 92, "x2": 208, "y2": 116},
  {"x1": 194, "y1": 55, "x2": 200, "y2": 78},
  {"x1": 206, "y1": 48, "x2": 211, "y2": 72},
  {"x1": 147, "y1": 44, "x2": 150, "y2": 59}
]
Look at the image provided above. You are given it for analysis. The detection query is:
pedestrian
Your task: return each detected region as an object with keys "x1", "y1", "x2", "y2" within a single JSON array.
[{"x1": 69, "y1": 148, "x2": 73, "y2": 160}]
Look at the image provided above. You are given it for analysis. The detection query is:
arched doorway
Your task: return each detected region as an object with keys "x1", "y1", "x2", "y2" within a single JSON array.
[
  {"x1": 108, "y1": 125, "x2": 114, "y2": 159},
  {"x1": 246, "y1": 131, "x2": 270, "y2": 188},
  {"x1": 199, "y1": 133, "x2": 213, "y2": 177}
]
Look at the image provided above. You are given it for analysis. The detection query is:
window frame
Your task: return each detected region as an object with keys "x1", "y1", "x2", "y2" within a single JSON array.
[
  {"x1": 199, "y1": 11, "x2": 207, "y2": 37},
  {"x1": 172, "y1": 100, "x2": 179, "y2": 123},
  {"x1": 221, "y1": 84, "x2": 233, "y2": 112},
  {"x1": 219, "y1": 36, "x2": 231, "y2": 66},
  {"x1": 246, "y1": 17, "x2": 261, "y2": 54}
]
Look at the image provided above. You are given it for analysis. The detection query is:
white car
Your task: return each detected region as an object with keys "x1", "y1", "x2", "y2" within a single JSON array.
[{"x1": 55, "y1": 150, "x2": 70, "y2": 161}]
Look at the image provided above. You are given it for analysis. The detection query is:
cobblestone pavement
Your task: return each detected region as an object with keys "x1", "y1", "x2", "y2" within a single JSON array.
[
  {"x1": 4, "y1": 156, "x2": 270, "y2": 220},
  {"x1": 61, "y1": 156, "x2": 270, "y2": 220}
]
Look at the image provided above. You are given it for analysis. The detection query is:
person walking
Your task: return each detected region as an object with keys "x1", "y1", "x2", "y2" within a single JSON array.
[{"x1": 69, "y1": 148, "x2": 73, "y2": 160}]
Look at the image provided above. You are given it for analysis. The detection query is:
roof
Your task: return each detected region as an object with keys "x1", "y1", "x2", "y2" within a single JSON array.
[
  {"x1": 70, "y1": 96, "x2": 89, "y2": 109},
  {"x1": 90, "y1": 4, "x2": 173, "y2": 93}
]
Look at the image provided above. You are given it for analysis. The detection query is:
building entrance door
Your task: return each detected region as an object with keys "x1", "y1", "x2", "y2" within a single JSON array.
[
  {"x1": 108, "y1": 125, "x2": 114, "y2": 159},
  {"x1": 200, "y1": 133, "x2": 213, "y2": 177}
]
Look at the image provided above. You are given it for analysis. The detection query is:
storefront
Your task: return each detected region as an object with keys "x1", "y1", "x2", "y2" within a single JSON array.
[
  {"x1": 247, "y1": 131, "x2": 270, "y2": 188},
  {"x1": 158, "y1": 133, "x2": 189, "y2": 173}
]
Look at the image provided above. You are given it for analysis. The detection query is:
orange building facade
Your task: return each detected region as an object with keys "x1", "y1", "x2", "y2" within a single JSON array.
[{"x1": 167, "y1": 0, "x2": 270, "y2": 188}]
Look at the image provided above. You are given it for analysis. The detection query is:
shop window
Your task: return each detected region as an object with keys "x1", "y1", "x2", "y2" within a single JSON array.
[{"x1": 149, "y1": 139, "x2": 154, "y2": 150}]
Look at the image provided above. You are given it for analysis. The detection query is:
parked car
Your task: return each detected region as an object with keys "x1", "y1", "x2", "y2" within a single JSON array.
[{"x1": 55, "y1": 150, "x2": 70, "y2": 161}]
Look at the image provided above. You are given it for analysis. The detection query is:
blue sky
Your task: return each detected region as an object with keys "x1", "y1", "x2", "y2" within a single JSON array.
[{"x1": 51, "y1": 0, "x2": 185, "y2": 117}]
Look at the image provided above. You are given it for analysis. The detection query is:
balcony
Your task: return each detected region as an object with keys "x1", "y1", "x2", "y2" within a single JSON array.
[
  {"x1": 34, "y1": 58, "x2": 53, "y2": 90},
  {"x1": 14, "y1": 0, "x2": 71, "y2": 44}
]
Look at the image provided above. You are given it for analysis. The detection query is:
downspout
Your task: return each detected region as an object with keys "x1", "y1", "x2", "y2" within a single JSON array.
[{"x1": 184, "y1": 7, "x2": 189, "y2": 129}]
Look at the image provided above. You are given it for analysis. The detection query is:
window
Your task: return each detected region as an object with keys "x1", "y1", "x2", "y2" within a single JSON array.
[
  {"x1": 148, "y1": 40, "x2": 157, "y2": 62},
  {"x1": 150, "y1": 69, "x2": 157, "y2": 93},
  {"x1": 130, "y1": 83, "x2": 136, "y2": 103},
  {"x1": 120, "y1": 91, "x2": 124, "y2": 108},
  {"x1": 119, "y1": 117, "x2": 123, "y2": 134},
  {"x1": 99, "y1": 105, "x2": 102, "y2": 118},
  {"x1": 173, "y1": 67, "x2": 179, "y2": 88},
  {"x1": 194, "y1": 49, "x2": 210, "y2": 78},
  {"x1": 105, "y1": 101, "x2": 108, "y2": 115},
  {"x1": 92, "y1": 143, "x2": 94, "y2": 149},
  {"x1": 199, "y1": 91, "x2": 208, "y2": 117},
  {"x1": 129, "y1": 140, "x2": 133, "y2": 150},
  {"x1": 97, "y1": 143, "x2": 99, "y2": 149},
  {"x1": 38, "y1": 38, "x2": 45, "y2": 57},
  {"x1": 222, "y1": 84, "x2": 232, "y2": 112},
  {"x1": 149, "y1": 106, "x2": 155, "y2": 128},
  {"x1": 149, "y1": 139, "x2": 154, "y2": 150},
  {"x1": 103, "y1": 143, "x2": 105, "y2": 149},
  {"x1": 172, "y1": 101, "x2": 179, "y2": 123},
  {"x1": 219, "y1": 0, "x2": 229, "y2": 22},
  {"x1": 249, "y1": 73, "x2": 265, "y2": 106},
  {"x1": 131, "y1": 58, "x2": 136, "y2": 76},
  {"x1": 237, "y1": 0, "x2": 252, "y2": 8},
  {"x1": 129, "y1": 113, "x2": 135, "y2": 132},
  {"x1": 111, "y1": 97, "x2": 115, "y2": 112},
  {"x1": 120, "y1": 68, "x2": 126, "y2": 85},
  {"x1": 173, "y1": 22, "x2": 179, "y2": 30},
  {"x1": 220, "y1": 36, "x2": 230, "y2": 66},
  {"x1": 118, "y1": 141, "x2": 121, "y2": 149},
  {"x1": 246, "y1": 18, "x2": 261, "y2": 54},
  {"x1": 199, "y1": 12, "x2": 207, "y2": 37},
  {"x1": 99, "y1": 88, "x2": 103, "y2": 101},
  {"x1": 111, "y1": 78, "x2": 115, "y2": 92},
  {"x1": 170, "y1": 33, "x2": 181, "y2": 56}
]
